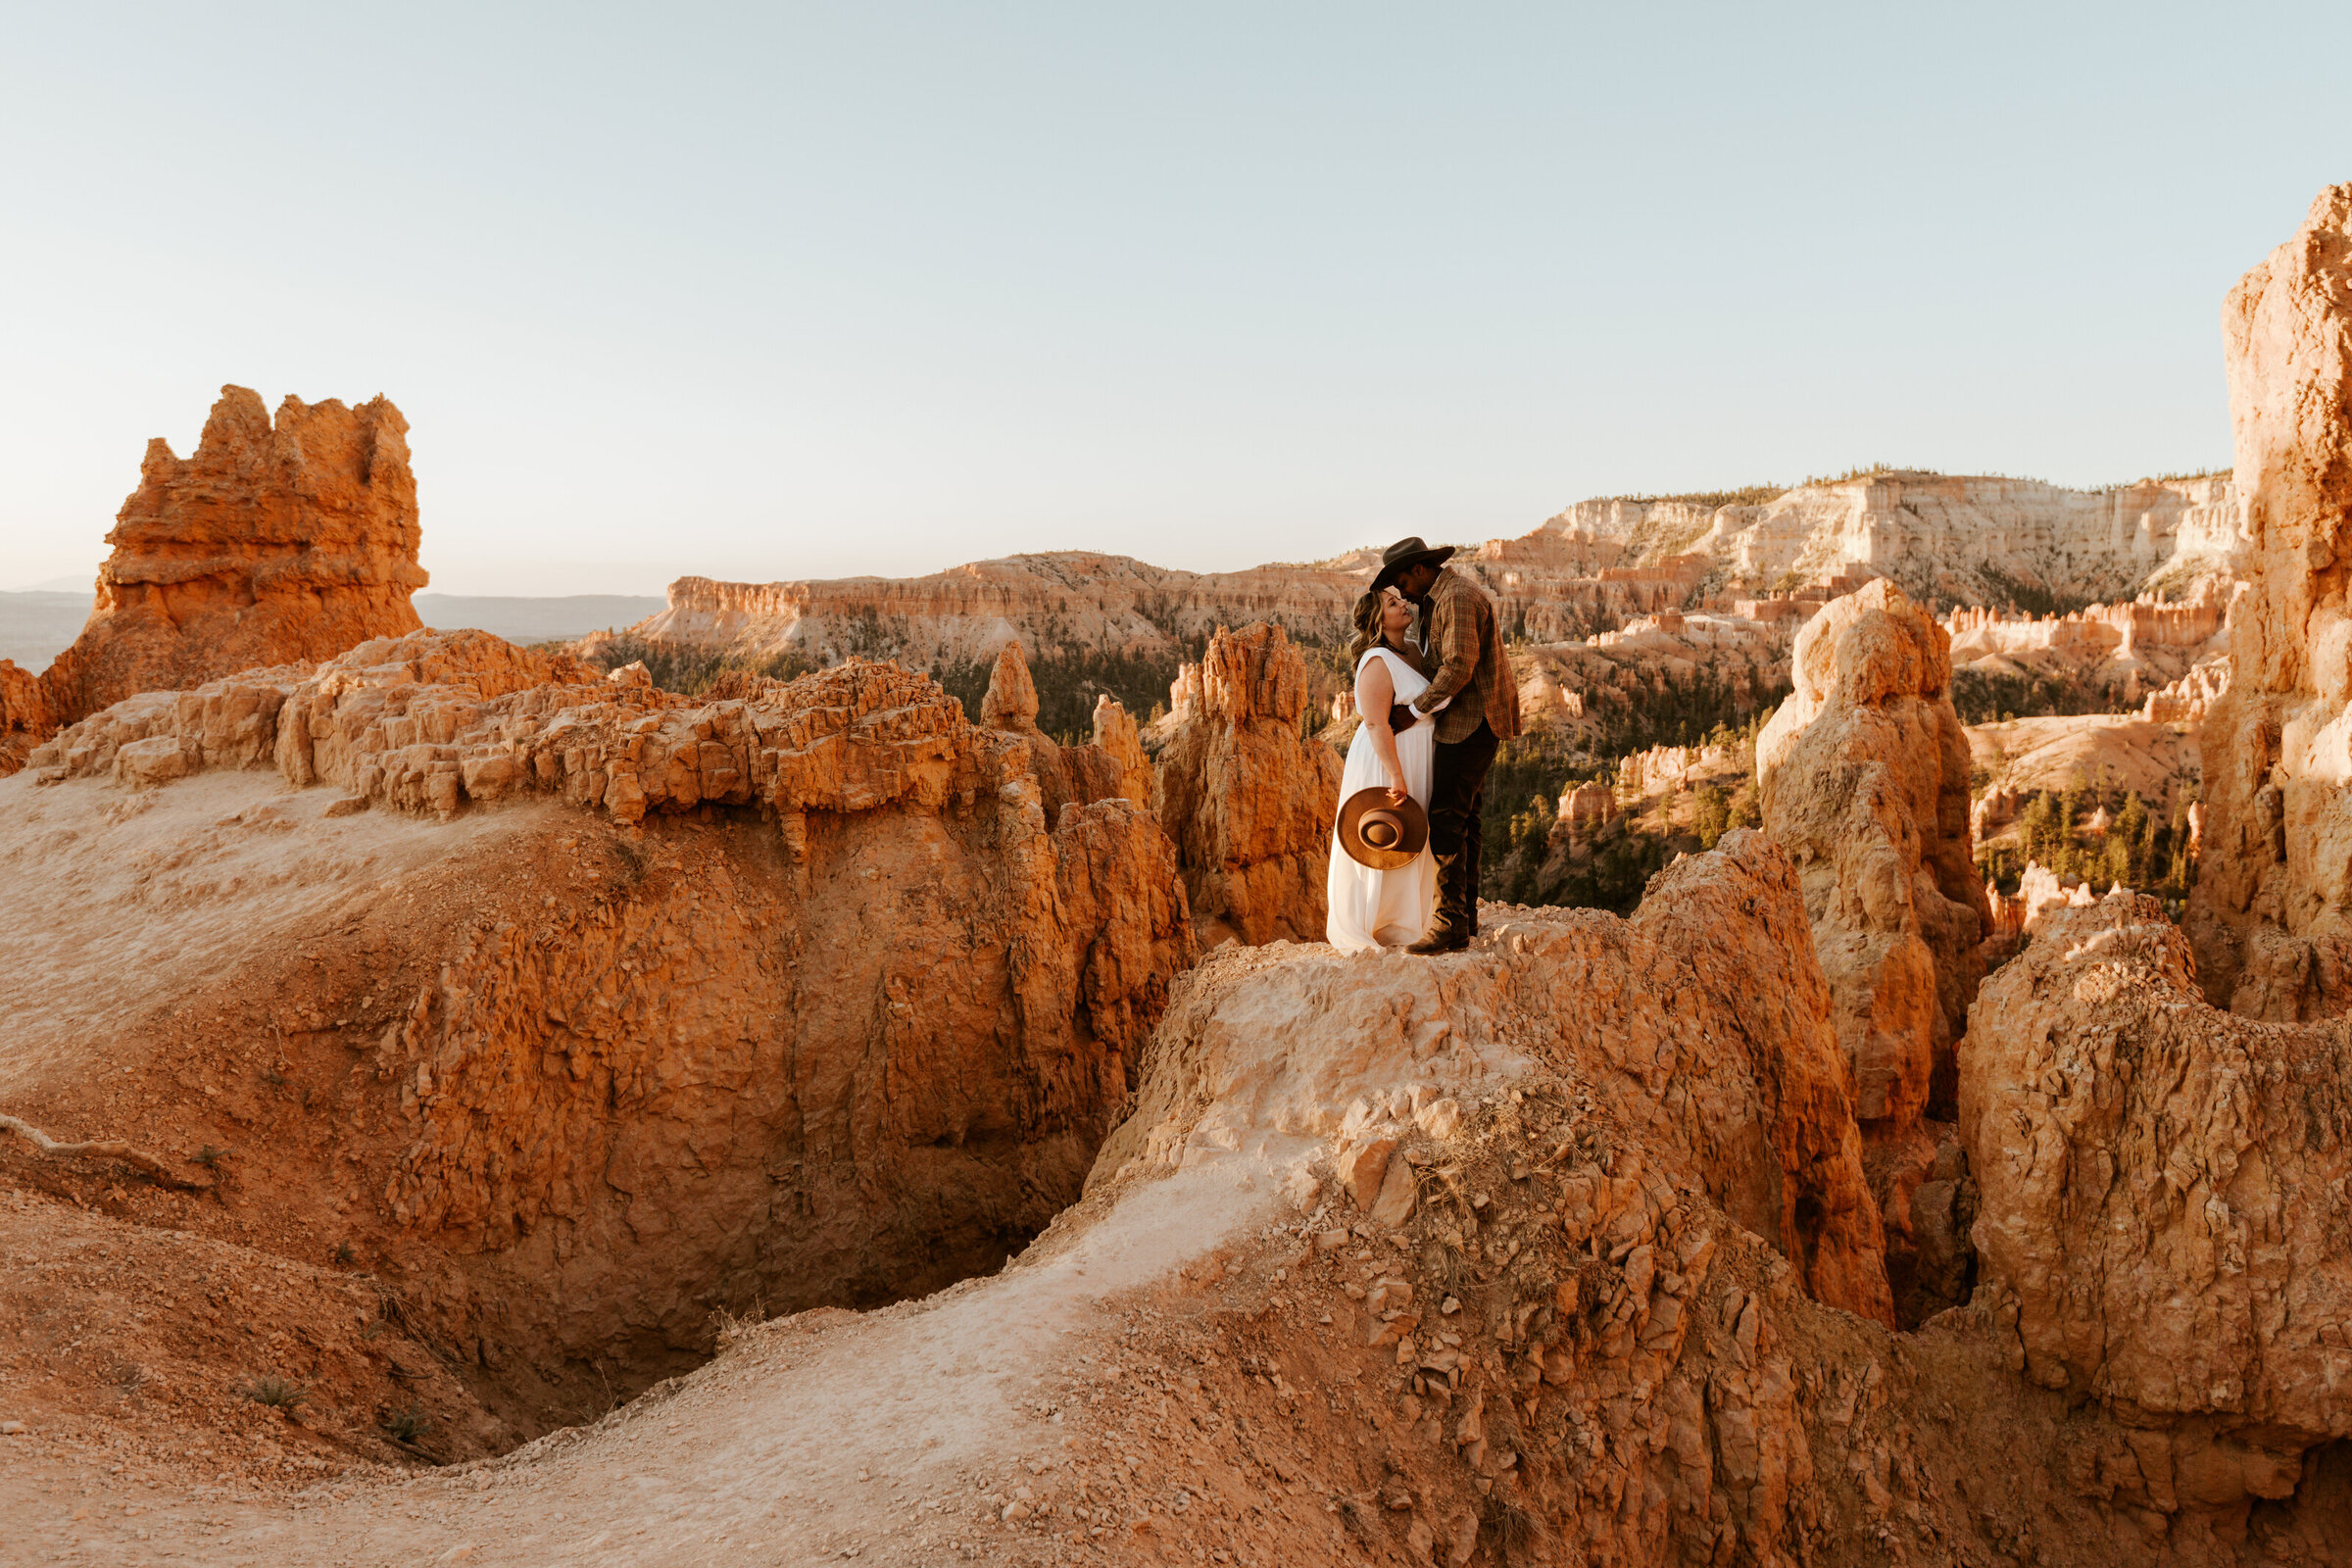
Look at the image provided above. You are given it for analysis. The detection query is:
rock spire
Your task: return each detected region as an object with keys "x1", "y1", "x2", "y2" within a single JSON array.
[{"x1": 0, "y1": 385, "x2": 426, "y2": 772}]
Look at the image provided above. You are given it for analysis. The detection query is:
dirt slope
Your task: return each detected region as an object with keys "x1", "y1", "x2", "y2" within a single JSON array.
[{"x1": 11, "y1": 838, "x2": 2349, "y2": 1565}]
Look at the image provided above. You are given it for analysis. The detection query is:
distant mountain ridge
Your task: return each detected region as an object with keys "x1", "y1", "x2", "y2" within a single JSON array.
[{"x1": 617, "y1": 467, "x2": 2244, "y2": 673}]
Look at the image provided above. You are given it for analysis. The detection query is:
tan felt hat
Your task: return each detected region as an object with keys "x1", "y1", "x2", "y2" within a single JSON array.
[{"x1": 1337, "y1": 786, "x2": 1430, "y2": 870}]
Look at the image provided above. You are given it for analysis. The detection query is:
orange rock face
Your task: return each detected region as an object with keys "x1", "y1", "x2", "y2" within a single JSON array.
[
  {"x1": 5, "y1": 630, "x2": 1193, "y2": 1425},
  {"x1": 972, "y1": 639, "x2": 1158, "y2": 820},
  {"x1": 0, "y1": 660, "x2": 56, "y2": 767},
  {"x1": 1757, "y1": 580, "x2": 1987, "y2": 1133},
  {"x1": 1755, "y1": 579, "x2": 1988, "y2": 1322},
  {"x1": 0, "y1": 385, "x2": 425, "y2": 774},
  {"x1": 2190, "y1": 184, "x2": 2352, "y2": 1018},
  {"x1": 1089, "y1": 692, "x2": 1152, "y2": 806},
  {"x1": 1150, "y1": 622, "x2": 1344, "y2": 945},
  {"x1": 1964, "y1": 892, "x2": 2352, "y2": 1502}
]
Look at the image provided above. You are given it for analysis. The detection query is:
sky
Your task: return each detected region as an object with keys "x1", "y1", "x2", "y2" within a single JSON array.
[{"x1": 4, "y1": 4, "x2": 2349, "y2": 597}]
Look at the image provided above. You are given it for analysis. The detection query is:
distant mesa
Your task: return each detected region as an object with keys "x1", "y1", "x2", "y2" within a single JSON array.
[{"x1": 596, "y1": 468, "x2": 2245, "y2": 739}]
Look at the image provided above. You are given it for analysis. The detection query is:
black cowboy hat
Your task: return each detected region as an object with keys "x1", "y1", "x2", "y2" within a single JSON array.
[
  {"x1": 1337, "y1": 786, "x2": 1430, "y2": 871},
  {"x1": 1370, "y1": 536, "x2": 1456, "y2": 593}
]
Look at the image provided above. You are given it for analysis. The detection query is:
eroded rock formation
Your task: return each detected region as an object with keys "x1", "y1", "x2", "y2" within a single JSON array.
[
  {"x1": 1964, "y1": 892, "x2": 2352, "y2": 1523},
  {"x1": 1758, "y1": 580, "x2": 1987, "y2": 1131},
  {"x1": 16, "y1": 771, "x2": 2352, "y2": 1561},
  {"x1": 0, "y1": 385, "x2": 426, "y2": 775},
  {"x1": 1089, "y1": 691, "x2": 1152, "y2": 806},
  {"x1": 1756, "y1": 580, "x2": 1988, "y2": 1322},
  {"x1": 1102, "y1": 829, "x2": 1893, "y2": 1326},
  {"x1": 1547, "y1": 469, "x2": 2243, "y2": 611},
  {"x1": 2, "y1": 630, "x2": 1193, "y2": 1440},
  {"x1": 971, "y1": 638, "x2": 1158, "y2": 819},
  {"x1": 2189, "y1": 183, "x2": 2352, "y2": 1019},
  {"x1": 1150, "y1": 621, "x2": 1343, "y2": 945}
]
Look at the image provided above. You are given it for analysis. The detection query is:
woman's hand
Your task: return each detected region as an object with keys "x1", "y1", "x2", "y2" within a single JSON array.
[{"x1": 1385, "y1": 782, "x2": 1409, "y2": 808}]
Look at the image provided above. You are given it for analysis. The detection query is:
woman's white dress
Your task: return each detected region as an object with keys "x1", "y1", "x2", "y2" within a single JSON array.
[{"x1": 1326, "y1": 647, "x2": 1440, "y2": 952}]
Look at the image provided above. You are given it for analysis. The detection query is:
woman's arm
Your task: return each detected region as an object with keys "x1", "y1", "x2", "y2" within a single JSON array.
[{"x1": 1354, "y1": 657, "x2": 1410, "y2": 807}]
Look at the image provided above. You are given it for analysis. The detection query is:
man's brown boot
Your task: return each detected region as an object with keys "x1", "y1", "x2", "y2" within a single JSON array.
[{"x1": 1405, "y1": 930, "x2": 1469, "y2": 956}]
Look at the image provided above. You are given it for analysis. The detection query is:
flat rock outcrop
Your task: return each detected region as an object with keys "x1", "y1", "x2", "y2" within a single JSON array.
[
  {"x1": 2, "y1": 629, "x2": 1193, "y2": 1442},
  {"x1": 1963, "y1": 891, "x2": 2352, "y2": 1513},
  {"x1": 0, "y1": 386, "x2": 426, "y2": 774},
  {"x1": 1149, "y1": 621, "x2": 1343, "y2": 945},
  {"x1": 1758, "y1": 579, "x2": 1987, "y2": 1132},
  {"x1": 2189, "y1": 183, "x2": 2352, "y2": 1019}
]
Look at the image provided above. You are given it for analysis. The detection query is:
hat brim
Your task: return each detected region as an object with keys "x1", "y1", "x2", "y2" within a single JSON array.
[
  {"x1": 1337, "y1": 786, "x2": 1430, "y2": 870},
  {"x1": 1370, "y1": 545, "x2": 1456, "y2": 593}
]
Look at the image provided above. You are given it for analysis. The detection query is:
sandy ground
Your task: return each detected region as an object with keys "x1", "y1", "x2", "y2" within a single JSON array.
[
  {"x1": 0, "y1": 1139, "x2": 1307, "y2": 1567},
  {"x1": 0, "y1": 767, "x2": 560, "y2": 1096}
]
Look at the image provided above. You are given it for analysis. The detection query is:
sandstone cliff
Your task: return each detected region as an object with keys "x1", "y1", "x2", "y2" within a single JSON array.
[
  {"x1": 2189, "y1": 183, "x2": 2352, "y2": 1018},
  {"x1": 1549, "y1": 469, "x2": 2243, "y2": 609},
  {"x1": 1964, "y1": 892, "x2": 2352, "y2": 1520},
  {"x1": 1149, "y1": 622, "x2": 1343, "y2": 945},
  {"x1": 0, "y1": 385, "x2": 426, "y2": 775},
  {"x1": 2, "y1": 630, "x2": 1193, "y2": 1440}
]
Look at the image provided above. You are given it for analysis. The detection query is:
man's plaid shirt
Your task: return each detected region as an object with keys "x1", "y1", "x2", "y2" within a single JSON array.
[{"x1": 1409, "y1": 566, "x2": 1520, "y2": 745}]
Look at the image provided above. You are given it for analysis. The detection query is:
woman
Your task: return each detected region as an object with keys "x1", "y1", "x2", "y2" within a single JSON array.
[{"x1": 1326, "y1": 586, "x2": 1443, "y2": 952}]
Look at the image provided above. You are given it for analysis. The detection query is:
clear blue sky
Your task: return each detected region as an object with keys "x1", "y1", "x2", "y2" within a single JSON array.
[{"x1": 4, "y1": 3, "x2": 2348, "y2": 595}]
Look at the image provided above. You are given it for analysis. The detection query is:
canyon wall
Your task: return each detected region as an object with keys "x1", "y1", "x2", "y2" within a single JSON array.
[
  {"x1": 636, "y1": 554, "x2": 1367, "y2": 672},
  {"x1": 5, "y1": 630, "x2": 1194, "y2": 1431},
  {"x1": 2188, "y1": 182, "x2": 2352, "y2": 1019},
  {"x1": 0, "y1": 385, "x2": 427, "y2": 774},
  {"x1": 1549, "y1": 469, "x2": 2243, "y2": 608},
  {"x1": 608, "y1": 473, "x2": 2238, "y2": 696}
]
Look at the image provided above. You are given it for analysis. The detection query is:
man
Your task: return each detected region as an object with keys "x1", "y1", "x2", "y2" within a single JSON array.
[{"x1": 1371, "y1": 536, "x2": 1520, "y2": 954}]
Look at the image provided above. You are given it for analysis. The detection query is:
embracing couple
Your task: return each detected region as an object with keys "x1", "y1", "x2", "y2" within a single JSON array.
[{"x1": 1325, "y1": 537, "x2": 1520, "y2": 955}]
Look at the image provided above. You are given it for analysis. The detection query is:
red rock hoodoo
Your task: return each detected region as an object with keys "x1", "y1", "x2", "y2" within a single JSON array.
[
  {"x1": 1150, "y1": 621, "x2": 1344, "y2": 945},
  {"x1": 1756, "y1": 580, "x2": 1987, "y2": 1130},
  {"x1": 1755, "y1": 578, "x2": 1989, "y2": 1323},
  {"x1": 0, "y1": 385, "x2": 425, "y2": 773}
]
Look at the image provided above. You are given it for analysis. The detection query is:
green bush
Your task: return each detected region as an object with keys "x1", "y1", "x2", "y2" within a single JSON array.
[
  {"x1": 1978, "y1": 787, "x2": 2196, "y2": 904},
  {"x1": 242, "y1": 1376, "x2": 308, "y2": 1409}
]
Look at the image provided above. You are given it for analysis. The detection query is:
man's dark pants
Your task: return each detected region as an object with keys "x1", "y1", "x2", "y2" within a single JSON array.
[{"x1": 1428, "y1": 720, "x2": 1499, "y2": 943}]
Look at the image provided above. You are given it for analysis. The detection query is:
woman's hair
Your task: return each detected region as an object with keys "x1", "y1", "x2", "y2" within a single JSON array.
[{"x1": 1347, "y1": 591, "x2": 1386, "y2": 663}]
